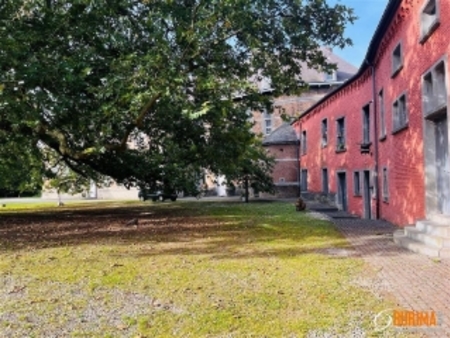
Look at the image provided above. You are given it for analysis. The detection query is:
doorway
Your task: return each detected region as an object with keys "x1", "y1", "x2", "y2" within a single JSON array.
[
  {"x1": 363, "y1": 170, "x2": 372, "y2": 219},
  {"x1": 337, "y1": 172, "x2": 347, "y2": 211}
]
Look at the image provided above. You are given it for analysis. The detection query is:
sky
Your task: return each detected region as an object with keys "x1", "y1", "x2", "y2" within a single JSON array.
[{"x1": 328, "y1": 0, "x2": 390, "y2": 68}]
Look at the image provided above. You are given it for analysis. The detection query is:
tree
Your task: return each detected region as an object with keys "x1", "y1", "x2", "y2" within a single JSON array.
[
  {"x1": 0, "y1": 134, "x2": 44, "y2": 196},
  {"x1": 221, "y1": 138, "x2": 275, "y2": 203},
  {"x1": 0, "y1": 0, "x2": 355, "y2": 191}
]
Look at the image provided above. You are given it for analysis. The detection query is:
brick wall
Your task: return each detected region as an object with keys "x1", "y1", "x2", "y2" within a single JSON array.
[
  {"x1": 293, "y1": 0, "x2": 450, "y2": 226},
  {"x1": 251, "y1": 88, "x2": 336, "y2": 136}
]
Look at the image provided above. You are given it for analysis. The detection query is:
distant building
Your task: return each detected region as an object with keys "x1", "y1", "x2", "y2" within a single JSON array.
[{"x1": 253, "y1": 47, "x2": 358, "y2": 197}]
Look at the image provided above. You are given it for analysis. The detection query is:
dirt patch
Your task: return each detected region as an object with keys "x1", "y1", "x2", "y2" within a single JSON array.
[{"x1": 0, "y1": 204, "x2": 226, "y2": 251}]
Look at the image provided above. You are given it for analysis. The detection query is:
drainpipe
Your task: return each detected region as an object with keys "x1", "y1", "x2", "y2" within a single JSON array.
[
  {"x1": 296, "y1": 121, "x2": 302, "y2": 198},
  {"x1": 366, "y1": 59, "x2": 380, "y2": 219}
]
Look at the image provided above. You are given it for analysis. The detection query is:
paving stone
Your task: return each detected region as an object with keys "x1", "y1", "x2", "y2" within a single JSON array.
[{"x1": 306, "y1": 201, "x2": 450, "y2": 337}]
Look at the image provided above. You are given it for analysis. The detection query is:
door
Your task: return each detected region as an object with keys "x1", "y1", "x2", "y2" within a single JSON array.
[
  {"x1": 363, "y1": 171, "x2": 372, "y2": 219},
  {"x1": 322, "y1": 168, "x2": 329, "y2": 194},
  {"x1": 435, "y1": 115, "x2": 450, "y2": 214},
  {"x1": 337, "y1": 172, "x2": 347, "y2": 211}
]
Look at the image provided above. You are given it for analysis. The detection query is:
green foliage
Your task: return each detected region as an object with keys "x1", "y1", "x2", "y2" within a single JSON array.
[
  {"x1": 0, "y1": 134, "x2": 43, "y2": 196},
  {"x1": 0, "y1": 0, "x2": 355, "y2": 189}
]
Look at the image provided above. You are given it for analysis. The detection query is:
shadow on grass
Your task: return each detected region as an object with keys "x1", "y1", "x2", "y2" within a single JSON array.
[{"x1": 0, "y1": 201, "x2": 401, "y2": 259}]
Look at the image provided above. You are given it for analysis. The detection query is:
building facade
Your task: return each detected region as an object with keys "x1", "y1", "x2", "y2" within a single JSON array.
[
  {"x1": 292, "y1": 0, "x2": 450, "y2": 255},
  {"x1": 254, "y1": 49, "x2": 357, "y2": 197}
]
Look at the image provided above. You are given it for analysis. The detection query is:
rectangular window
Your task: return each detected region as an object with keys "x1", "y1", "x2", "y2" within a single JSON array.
[
  {"x1": 379, "y1": 90, "x2": 386, "y2": 139},
  {"x1": 421, "y1": 0, "x2": 439, "y2": 42},
  {"x1": 353, "y1": 171, "x2": 361, "y2": 196},
  {"x1": 324, "y1": 71, "x2": 337, "y2": 82},
  {"x1": 263, "y1": 111, "x2": 272, "y2": 135},
  {"x1": 322, "y1": 168, "x2": 329, "y2": 194},
  {"x1": 301, "y1": 169, "x2": 308, "y2": 191},
  {"x1": 321, "y1": 118, "x2": 328, "y2": 147},
  {"x1": 382, "y1": 167, "x2": 389, "y2": 202},
  {"x1": 362, "y1": 104, "x2": 371, "y2": 144},
  {"x1": 336, "y1": 117, "x2": 346, "y2": 151},
  {"x1": 393, "y1": 94, "x2": 408, "y2": 132},
  {"x1": 392, "y1": 43, "x2": 403, "y2": 76},
  {"x1": 301, "y1": 130, "x2": 307, "y2": 155},
  {"x1": 423, "y1": 60, "x2": 447, "y2": 117}
]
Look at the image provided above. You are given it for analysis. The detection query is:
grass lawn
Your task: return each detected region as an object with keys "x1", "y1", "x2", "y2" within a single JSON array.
[{"x1": 0, "y1": 201, "x2": 407, "y2": 337}]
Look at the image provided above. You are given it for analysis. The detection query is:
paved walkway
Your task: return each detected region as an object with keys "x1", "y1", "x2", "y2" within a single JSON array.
[{"x1": 307, "y1": 201, "x2": 450, "y2": 337}]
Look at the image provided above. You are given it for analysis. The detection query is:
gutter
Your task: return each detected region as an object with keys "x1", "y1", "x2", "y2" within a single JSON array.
[
  {"x1": 291, "y1": 0, "x2": 402, "y2": 125},
  {"x1": 366, "y1": 61, "x2": 380, "y2": 219}
]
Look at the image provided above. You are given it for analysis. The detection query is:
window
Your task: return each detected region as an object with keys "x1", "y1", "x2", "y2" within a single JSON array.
[
  {"x1": 322, "y1": 168, "x2": 329, "y2": 194},
  {"x1": 379, "y1": 90, "x2": 386, "y2": 139},
  {"x1": 353, "y1": 171, "x2": 361, "y2": 196},
  {"x1": 321, "y1": 118, "x2": 328, "y2": 147},
  {"x1": 423, "y1": 60, "x2": 447, "y2": 116},
  {"x1": 301, "y1": 130, "x2": 307, "y2": 155},
  {"x1": 263, "y1": 111, "x2": 272, "y2": 135},
  {"x1": 393, "y1": 94, "x2": 408, "y2": 132},
  {"x1": 392, "y1": 43, "x2": 403, "y2": 76},
  {"x1": 336, "y1": 117, "x2": 346, "y2": 151},
  {"x1": 362, "y1": 104, "x2": 371, "y2": 144},
  {"x1": 421, "y1": 0, "x2": 439, "y2": 42},
  {"x1": 324, "y1": 71, "x2": 337, "y2": 82},
  {"x1": 301, "y1": 169, "x2": 308, "y2": 191},
  {"x1": 382, "y1": 167, "x2": 389, "y2": 202}
]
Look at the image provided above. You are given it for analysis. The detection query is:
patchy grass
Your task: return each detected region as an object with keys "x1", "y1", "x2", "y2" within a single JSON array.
[{"x1": 0, "y1": 201, "x2": 408, "y2": 337}]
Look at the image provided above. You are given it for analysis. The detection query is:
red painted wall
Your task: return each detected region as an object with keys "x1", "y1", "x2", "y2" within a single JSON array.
[{"x1": 293, "y1": 0, "x2": 450, "y2": 226}]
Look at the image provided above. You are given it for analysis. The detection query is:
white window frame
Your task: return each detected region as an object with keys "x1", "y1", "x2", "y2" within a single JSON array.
[{"x1": 324, "y1": 71, "x2": 337, "y2": 82}]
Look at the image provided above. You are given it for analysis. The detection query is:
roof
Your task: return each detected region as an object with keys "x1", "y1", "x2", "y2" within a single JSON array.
[
  {"x1": 262, "y1": 123, "x2": 298, "y2": 146},
  {"x1": 254, "y1": 46, "x2": 358, "y2": 92},
  {"x1": 293, "y1": 0, "x2": 402, "y2": 121}
]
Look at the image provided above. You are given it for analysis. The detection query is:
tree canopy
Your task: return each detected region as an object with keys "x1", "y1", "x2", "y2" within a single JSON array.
[{"x1": 0, "y1": 0, "x2": 355, "y2": 191}]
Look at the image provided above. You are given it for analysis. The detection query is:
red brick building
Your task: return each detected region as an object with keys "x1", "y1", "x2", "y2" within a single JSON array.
[
  {"x1": 253, "y1": 48, "x2": 357, "y2": 197},
  {"x1": 292, "y1": 0, "x2": 450, "y2": 256}
]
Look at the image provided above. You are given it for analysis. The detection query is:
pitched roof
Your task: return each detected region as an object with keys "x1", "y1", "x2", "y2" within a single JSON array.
[
  {"x1": 300, "y1": 47, "x2": 358, "y2": 83},
  {"x1": 255, "y1": 47, "x2": 358, "y2": 92},
  {"x1": 262, "y1": 123, "x2": 298, "y2": 146}
]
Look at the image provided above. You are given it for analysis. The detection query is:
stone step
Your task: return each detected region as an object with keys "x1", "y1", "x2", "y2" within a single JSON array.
[
  {"x1": 404, "y1": 227, "x2": 450, "y2": 248},
  {"x1": 394, "y1": 230, "x2": 450, "y2": 258},
  {"x1": 416, "y1": 220, "x2": 450, "y2": 237},
  {"x1": 393, "y1": 230, "x2": 440, "y2": 257},
  {"x1": 429, "y1": 214, "x2": 450, "y2": 225}
]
